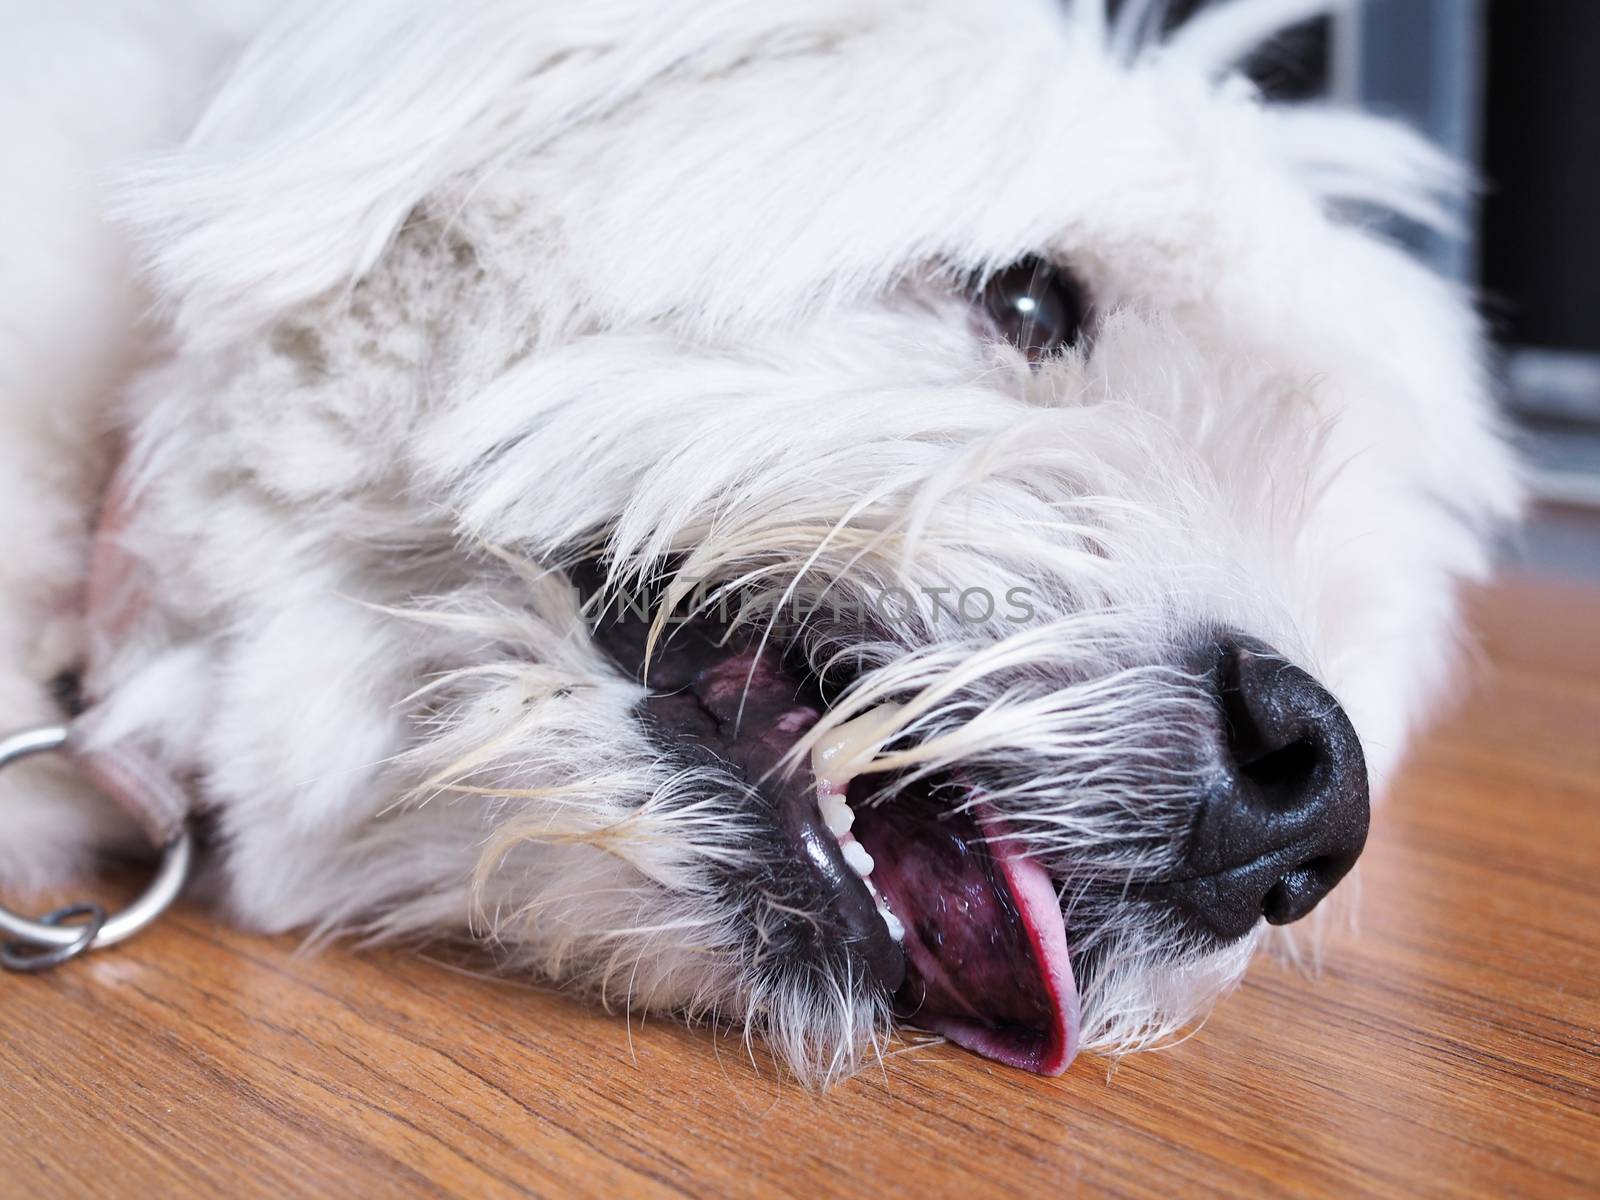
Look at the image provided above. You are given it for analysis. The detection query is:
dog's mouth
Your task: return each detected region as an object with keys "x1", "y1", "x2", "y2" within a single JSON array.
[
  {"x1": 848, "y1": 779, "x2": 1079, "y2": 1073},
  {"x1": 587, "y1": 589, "x2": 1079, "y2": 1075}
]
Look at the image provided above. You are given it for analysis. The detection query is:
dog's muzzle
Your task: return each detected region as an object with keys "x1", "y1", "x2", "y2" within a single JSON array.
[{"x1": 584, "y1": 557, "x2": 1368, "y2": 1076}]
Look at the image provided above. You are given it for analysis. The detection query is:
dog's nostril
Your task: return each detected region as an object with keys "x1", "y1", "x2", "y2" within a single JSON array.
[
  {"x1": 1162, "y1": 634, "x2": 1371, "y2": 943},
  {"x1": 1236, "y1": 736, "x2": 1319, "y2": 795},
  {"x1": 1261, "y1": 853, "x2": 1351, "y2": 925}
]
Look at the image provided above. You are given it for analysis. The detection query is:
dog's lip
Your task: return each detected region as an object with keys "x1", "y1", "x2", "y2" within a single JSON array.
[
  {"x1": 587, "y1": 603, "x2": 909, "y2": 989},
  {"x1": 772, "y1": 771, "x2": 908, "y2": 991},
  {"x1": 662, "y1": 651, "x2": 908, "y2": 990}
]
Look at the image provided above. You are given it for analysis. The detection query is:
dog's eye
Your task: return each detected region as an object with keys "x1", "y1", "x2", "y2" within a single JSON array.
[{"x1": 979, "y1": 257, "x2": 1088, "y2": 360}]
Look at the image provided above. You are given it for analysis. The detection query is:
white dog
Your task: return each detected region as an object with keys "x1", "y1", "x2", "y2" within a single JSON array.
[{"x1": 0, "y1": 0, "x2": 1519, "y2": 1083}]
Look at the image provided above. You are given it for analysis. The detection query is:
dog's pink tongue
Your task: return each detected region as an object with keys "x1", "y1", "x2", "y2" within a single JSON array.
[{"x1": 853, "y1": 804, "x2": 1079, "y2": 1075}]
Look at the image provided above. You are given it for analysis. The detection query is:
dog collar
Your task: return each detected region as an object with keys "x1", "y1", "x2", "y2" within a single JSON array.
[{"x1": 0, "y1": 464, "x2": 195, "y2": 971}]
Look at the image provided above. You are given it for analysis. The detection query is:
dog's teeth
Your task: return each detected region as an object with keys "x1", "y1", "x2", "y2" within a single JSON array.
[
  {"x1": 841, "y1": 840, "x2": 875, "y2": 877},
  {"x1": 810, "y1": 702, "x2": 907, "y2": 795},
  {"x1": 878, "y1": 903, "x2": 905, "y2": 943},
  {"x1": 819, "y1": 791, "x2": 854, "y2": 836},
  {"x1": 812, "y1": 705, "x2": 897, "y2": 884}
]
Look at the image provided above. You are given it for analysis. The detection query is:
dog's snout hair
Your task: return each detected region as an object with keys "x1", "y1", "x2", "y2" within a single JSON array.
[{"x1": 0, "y1": 0, "x2": 1520, "y2": 1086}]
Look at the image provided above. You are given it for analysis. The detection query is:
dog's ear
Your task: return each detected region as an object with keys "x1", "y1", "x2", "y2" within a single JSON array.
[{"x1": 117, "y1": 0, "x2": 876, "y2": 349}]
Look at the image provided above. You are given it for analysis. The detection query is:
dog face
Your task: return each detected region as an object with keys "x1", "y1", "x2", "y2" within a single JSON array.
[{"x1": 104, "y1": 0, "x2": 1518, "y2": 1084}]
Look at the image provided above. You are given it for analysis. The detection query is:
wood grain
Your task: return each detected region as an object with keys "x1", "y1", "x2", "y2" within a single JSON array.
[{"x1": 3, "y1": 575, "x2": 1597, "y2": 1199}]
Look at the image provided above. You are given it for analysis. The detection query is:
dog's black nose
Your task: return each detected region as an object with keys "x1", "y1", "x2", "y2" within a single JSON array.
[{"x1": 1165, "y1": 636, "x2": 1370, "y2": 942}]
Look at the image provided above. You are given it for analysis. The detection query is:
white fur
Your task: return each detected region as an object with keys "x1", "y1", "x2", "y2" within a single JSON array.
[
  {"x1": 0, "y1": 0, "x2": 1519, "y2": 1084},
  {"x1": 0, "y1": 0, "x2": 270, "y2": 887}
]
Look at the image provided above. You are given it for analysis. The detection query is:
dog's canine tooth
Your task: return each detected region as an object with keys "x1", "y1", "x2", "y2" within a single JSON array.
[{"x1": 811, "y1": 703, "x2": 907, "y2": 797}]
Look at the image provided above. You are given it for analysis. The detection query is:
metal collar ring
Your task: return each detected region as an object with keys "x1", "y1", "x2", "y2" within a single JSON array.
[{"x1": 0, "y1": 725, "x2": 193, "y2": 971}]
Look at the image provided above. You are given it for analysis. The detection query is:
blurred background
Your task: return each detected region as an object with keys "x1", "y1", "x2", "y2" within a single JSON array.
[{"x1": 1127, "y1": 0, "x2": 1600, "y2": 581}]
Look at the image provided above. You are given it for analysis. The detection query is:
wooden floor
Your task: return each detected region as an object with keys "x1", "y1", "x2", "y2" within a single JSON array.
[{"x1": 3, "y1": 576, "x2": 1596, "y2": 1198}]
